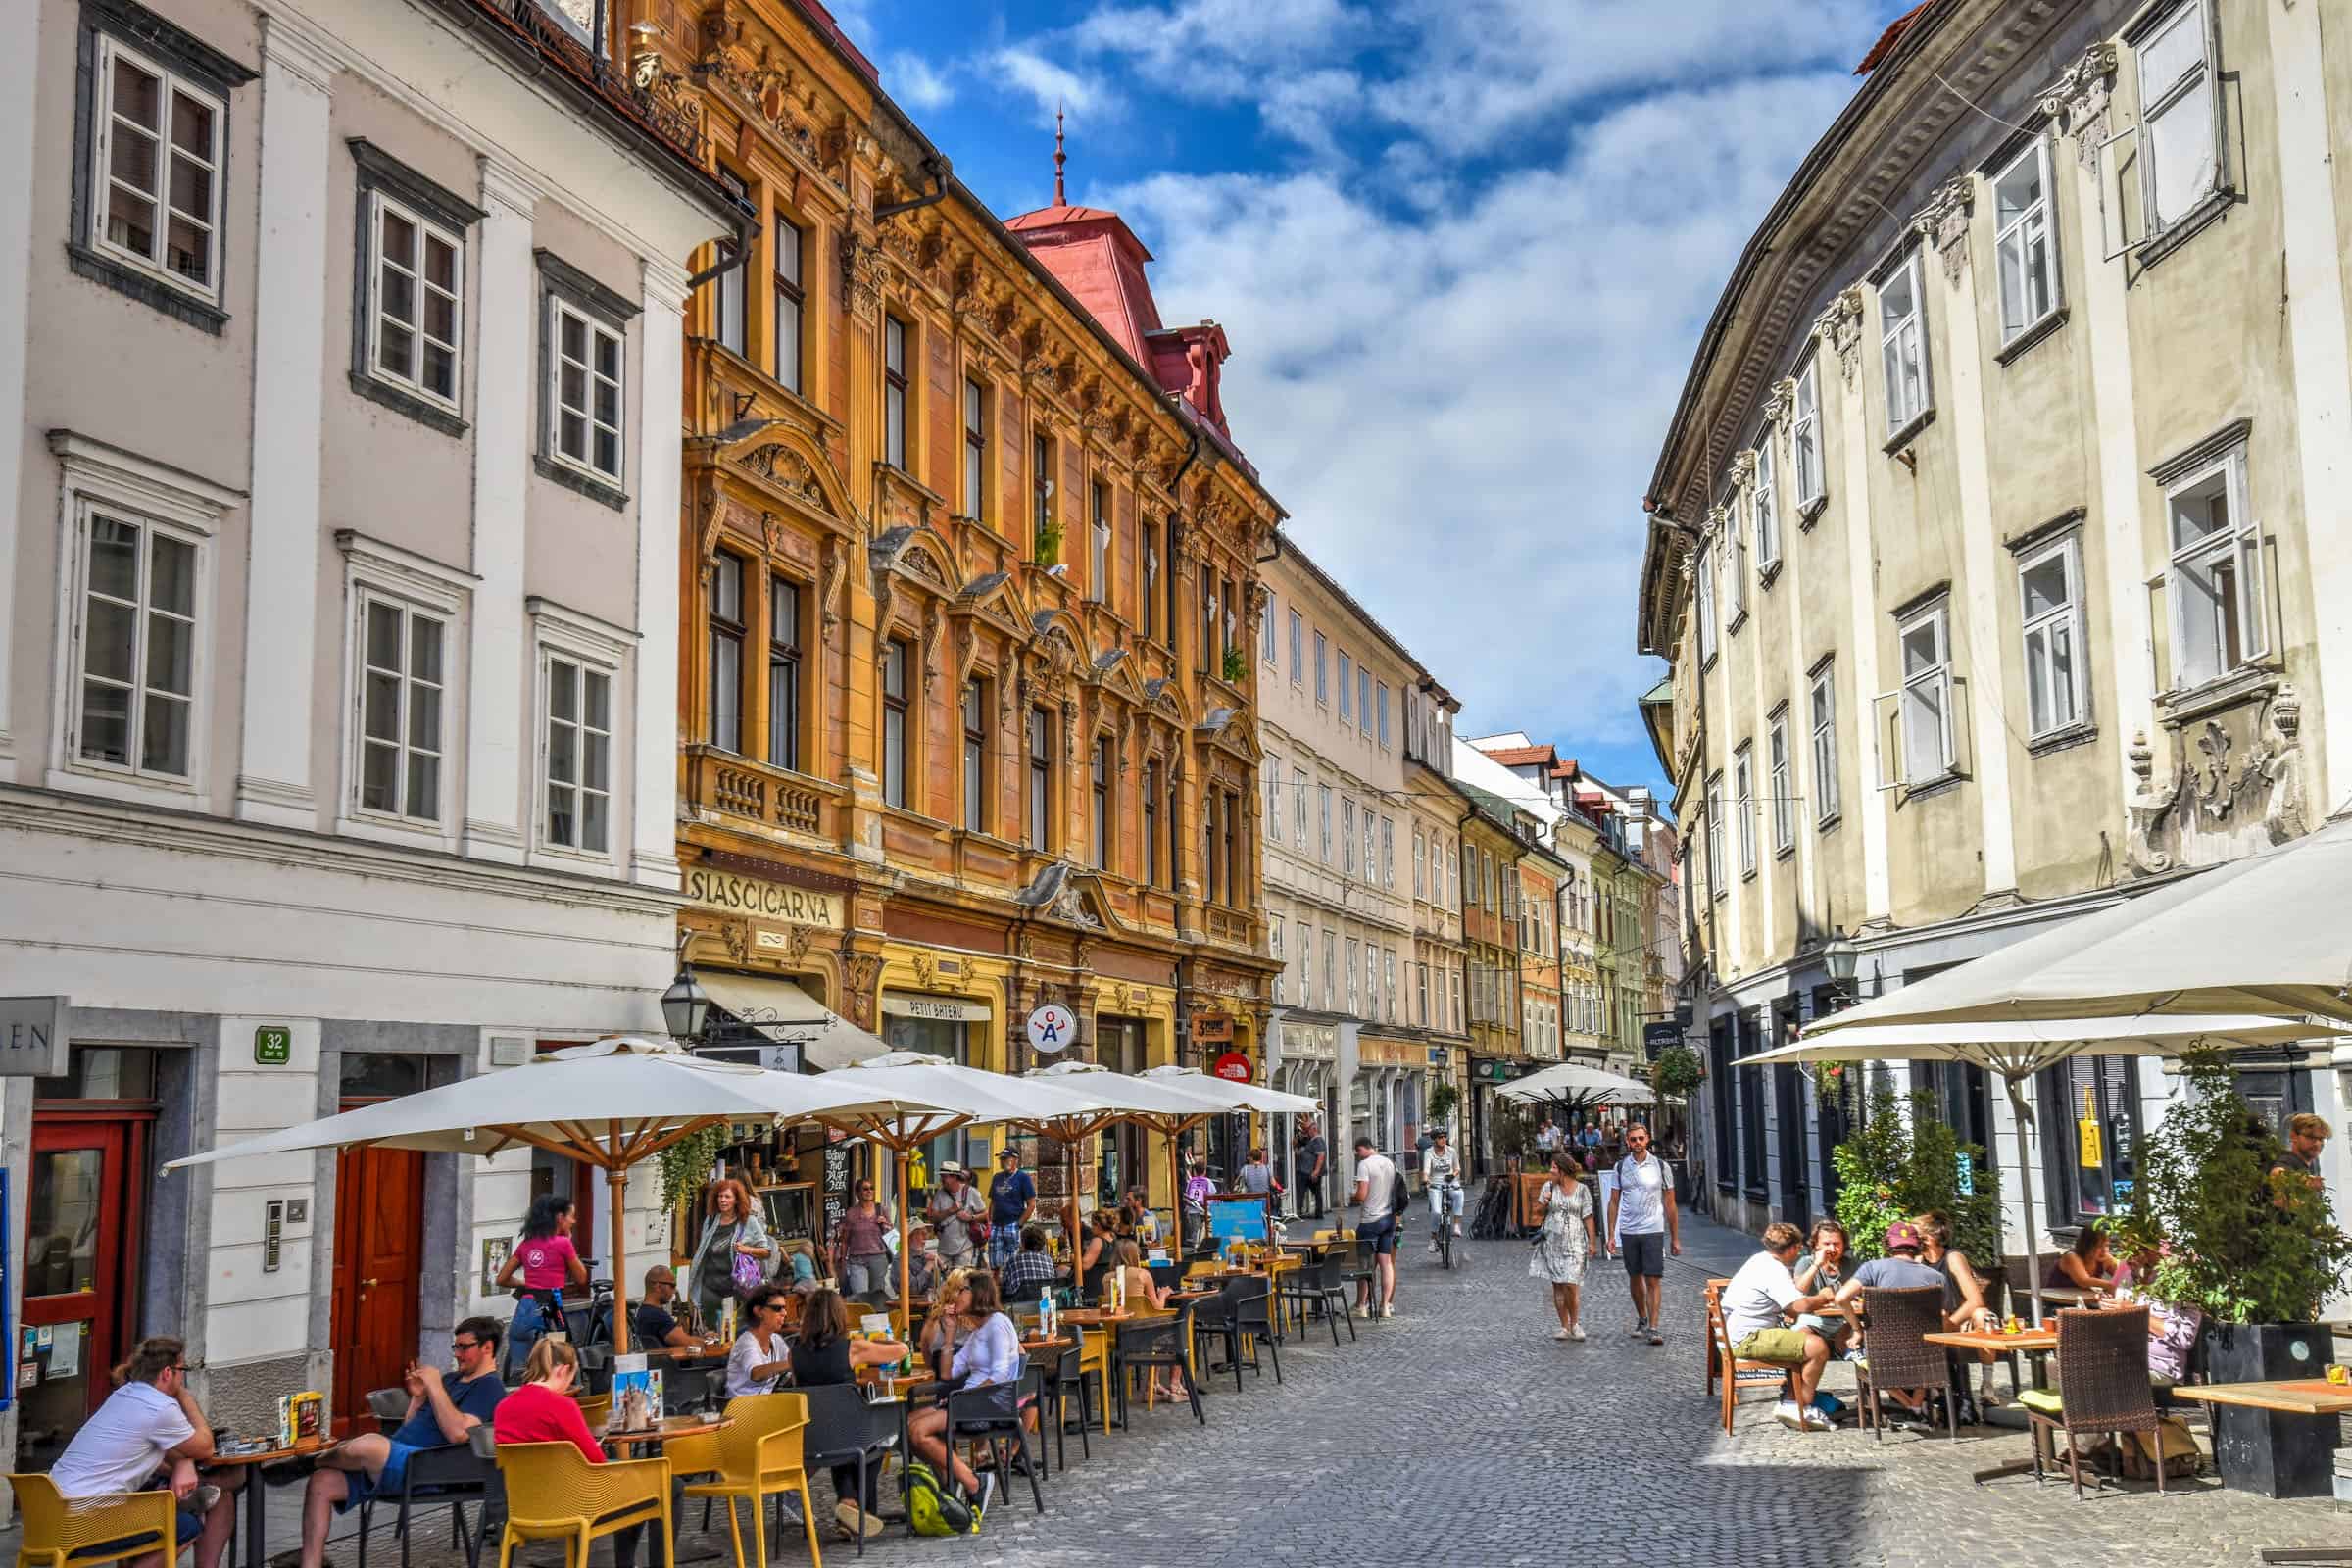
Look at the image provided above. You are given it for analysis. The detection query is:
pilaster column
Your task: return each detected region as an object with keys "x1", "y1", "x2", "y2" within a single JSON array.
[
  {"x1": 233, "y1": 15, "x2": 338, "y2": 828},
  {"x1": 461, "y1": 156, "x2": 540, "y2": 863},
  {"x1": 1831, "y1": 311, "x2": 1894, "y2": 924},
  {"x1": 631, "y1": 254, "x2": 690, "y2": 891},
  {"x1": 0, "y1": 4, "x2": 42, "y2": 762}
]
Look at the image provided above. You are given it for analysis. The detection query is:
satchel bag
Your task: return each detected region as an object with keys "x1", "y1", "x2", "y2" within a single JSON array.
[
  {"x1": 730, "y1": 1246, "x2": 764, "y2": 1297},
  {"x1": 2122, "y1": 1415, "x2": 2202, "y2": 1480}
]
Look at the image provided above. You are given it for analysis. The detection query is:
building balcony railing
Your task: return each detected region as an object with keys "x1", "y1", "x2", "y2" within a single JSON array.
[{"x1": 684, "y1": 744, "x2": 841, "y2": 841}]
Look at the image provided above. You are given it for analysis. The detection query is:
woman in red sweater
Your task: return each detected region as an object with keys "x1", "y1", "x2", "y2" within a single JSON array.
[{"x1": 494, "y1": 1340, "x2": 656, "y2": 1564}]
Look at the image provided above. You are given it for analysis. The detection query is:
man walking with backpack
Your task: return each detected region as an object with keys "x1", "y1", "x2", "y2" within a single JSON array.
[
  {"x1": 1350, "y1": 1135, "x2": 1401, "y2": 1318},
  {"x1": 1602, "y1": 1122, "x2": 1680, "y2": 1345}
]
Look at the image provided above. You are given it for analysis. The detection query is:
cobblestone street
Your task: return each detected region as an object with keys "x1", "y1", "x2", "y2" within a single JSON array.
[{"x1": 70, "y1": 1203, "x2": 2333, "y2": 1568}]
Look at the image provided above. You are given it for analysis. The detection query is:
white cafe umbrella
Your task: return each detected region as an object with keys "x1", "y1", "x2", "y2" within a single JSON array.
[
  {"x1": 1028, "y1": 1061, "x2": 1238, "y2": 1242},
  {"x1": 166, "y1": 1036, "x2": 953, "y2": 1350},
  {"x1": 1497, "y1": 1061, "x2": 1655, "y2": 1107},
  {"x1": 1808, "y1": 815, "x2": 2352, "y2": 1035},
  {"x1": 1004, "y1": 1063, "x2": 1247, "y2": 1250},
  {"x1": 1137, "y1": 1063, "x2": 1319, "y2": 1117},
  {"x1": 1736, "y1": 1012, "x2": 2333, "y2": 1322},
  {"x1": 812, "y1": 1052, "x2": 1105, "y2": 1327}
]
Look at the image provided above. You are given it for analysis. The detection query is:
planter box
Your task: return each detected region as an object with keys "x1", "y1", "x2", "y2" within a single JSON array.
[{"x1": 2205, "y1": 1321, "x2": 2337, "y2": 1499}]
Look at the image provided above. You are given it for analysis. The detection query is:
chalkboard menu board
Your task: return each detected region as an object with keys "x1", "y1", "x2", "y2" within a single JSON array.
[
  {"x1": 759, "y1": 1184, "x2": 814, "y2": 1243},
  {"x1": 821, "y1": 1142, "x2": 854, "y2": 1241}
]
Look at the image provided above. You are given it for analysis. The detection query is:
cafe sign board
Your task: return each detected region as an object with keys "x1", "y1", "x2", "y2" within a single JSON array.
[
  {"x1": 1190, "y1": 1012, "x2": 1234, "y2": 1046},
  {"x1": 683, "y1": 866, "x2": 844, "y2": 928},
  {"x1": 0, "y1": 997, "x2": 67, "y2": 1078}
]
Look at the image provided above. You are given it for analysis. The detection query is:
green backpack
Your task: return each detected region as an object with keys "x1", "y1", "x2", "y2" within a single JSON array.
[{"x1": 903, "y1": 1458, "x2": 977, "y2": 1537}]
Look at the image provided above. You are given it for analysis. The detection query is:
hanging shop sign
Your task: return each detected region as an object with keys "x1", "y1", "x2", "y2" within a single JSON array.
[
  {"x1": 683, "y1": 866, "x2": 845, "y2": 928},
  {"x1": 1642, "y1": 1022, "x2": 1683, "y2": 1060},
  {"x1": 1212, "y1": 1052, "x2": 1251, "y2": 1083},
  {"x1": 1191, "y1": 1012, "x2": 1235, "y2": 1046},
  {"x1": 0, "y1": 997, "x2": 67, "y2": 1078},
  {"x1": 881, "y1": 992, "x2": 992, "y2": 1023},
  {"x1": 1025, "y1": 1003, "x2": 1078, "y2": 1054}
]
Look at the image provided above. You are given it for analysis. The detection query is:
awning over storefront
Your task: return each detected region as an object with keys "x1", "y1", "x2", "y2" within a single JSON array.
[
  {"x1": 697, "y1": 970, "x2": 885, "y2": 1070},
  {"x1": 881, "y1": 991, "x2": 994, "y2": 1023}
]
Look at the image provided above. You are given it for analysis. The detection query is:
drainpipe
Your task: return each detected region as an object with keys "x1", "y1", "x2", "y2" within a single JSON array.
[{"x1": 875, "y1": 156, "x2": 950, "y2": 220}]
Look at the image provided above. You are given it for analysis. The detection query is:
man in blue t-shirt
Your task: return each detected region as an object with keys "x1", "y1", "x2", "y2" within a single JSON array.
[
  {"x1": 987, "y1": 1149, "x2": 1038, "y2": 1271},
  {"x1": 296, "y1": 1317, "x2": 507, "y2": 1568}
]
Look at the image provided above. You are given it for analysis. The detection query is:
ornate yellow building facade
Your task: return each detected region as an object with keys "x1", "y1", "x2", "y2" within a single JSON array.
[{"x1": 618, "y1": 0, "x2": 1282, "y2": 1209}]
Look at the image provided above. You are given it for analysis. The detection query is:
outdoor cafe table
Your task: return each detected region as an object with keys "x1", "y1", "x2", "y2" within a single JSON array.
[
  {"x1": 596, "y1": 1417, "x2": 733, "y2": 1568},
  {"x1": 209, "y1": 1437, "x2": 344, "y2": 1568},
  {"x1": 2172, "y1": 1379, "x2": 2352, "y2": 1417},
  {"x1": 1924, "y1": 1327, "x2": 2061, "y2": 1484}
]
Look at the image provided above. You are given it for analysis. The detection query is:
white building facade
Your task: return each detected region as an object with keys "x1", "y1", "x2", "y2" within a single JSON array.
[{"x1": 0, "y1": 0, "x2": 735, "y2": 1472}]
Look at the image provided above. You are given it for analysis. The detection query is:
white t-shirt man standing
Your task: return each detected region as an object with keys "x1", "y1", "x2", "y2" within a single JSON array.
[
  {"x1": 1351, "y1": 1135, "x2": 1400, "y2": 1317},
  {"x1": 1603, "y1": 1122, "x2": 1680, "y2": 1345}
]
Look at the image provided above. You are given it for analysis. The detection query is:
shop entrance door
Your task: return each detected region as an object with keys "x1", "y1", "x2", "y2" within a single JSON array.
[
  {"x1": 329, "y1": 1145, "x2": 424, "y2": 1437},
  {"x1": 19, "y1": 1117, "x2": 148, "y2": 1469}
]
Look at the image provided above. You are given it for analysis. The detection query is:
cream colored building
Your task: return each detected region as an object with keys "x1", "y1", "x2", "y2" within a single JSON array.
[
  {"x1": 1636, "y1": 0, "x2": 2352, "y2": 1248},
  {"x1": 1259, "y1": 538, "x2": 1461, "y2": 1194}
]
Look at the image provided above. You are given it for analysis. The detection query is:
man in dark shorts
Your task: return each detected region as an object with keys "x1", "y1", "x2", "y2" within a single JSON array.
[
  {"x1": 1603, "y1": 1123, "x2": 1680, "y2": 1345},
  {"x1": 1350, "y1": 1135, "x2": 1401, "y2": 1317}
]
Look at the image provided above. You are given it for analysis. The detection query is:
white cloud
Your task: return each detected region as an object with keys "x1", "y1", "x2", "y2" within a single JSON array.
[
  {"x1": 889, "y1": 52, "x2": 956, "y2": 112},
  {"x1": 987, "y1": 46, "x2": 1119, "y2": 127},
  {"x1": 1107, "y1": 71, "x2": 1859, "y2": 753},
  {"x1": 1072, "y1": 0, "x2": 1361, "y2": 89}
]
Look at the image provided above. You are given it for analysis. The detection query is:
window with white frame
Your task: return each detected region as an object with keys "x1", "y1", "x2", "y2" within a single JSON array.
[
  {"x1": 355, "y1": 592, "x2": 447, "y2": 823},
  {"x1": 1733, "y1": 742, "x2": 1756, "y2": 876},
  {"x1": 1269, "y1": 919, "x2": 1285, "y2": 1004},
  {"x1": 545, "y1": 281, "x2": 626, "y2": 485},
  {"x1": 1297, "y1": 921, "x2": 1312, "y2": 1005},
  {"x1": 1346, "y1": 940, "x2": 1360, "y2": 1014},
  {"x1": 1380, "y1": 816, "x2": 1395, "y2": 887},
  {"x1": 1376, "y1": 683, "x2": 1390, "y2": 748},
  {"x1": 1879, "y1": 252, "x2": 1930, "y2": 434},
  {"x1": 1318, "y1": 783, "x2": 1333, "y2": 862},
  {"x1": 1314, "y1": 631, "x2": 1328, "y2": 703},
  {"x1": 2165, "y1": 441, "x2": 2267, "y2": 688},
  {"x1": 2137, "y1": 0, "x2": 2221, "y2": 236},
  {"x1": 1727, "y1": 501, "x2": 1749, "y2": 622},
  {"x1": 1322, "y1": 930, "x2": 1337, "y2": 1009},
  {"x1": 1358, "y1": 668, "x2": 1372, "y2": 733},
  {"x1": 1413, "y1": 828, "x2": 1426, "y2": 896},
  {"x1": 1261, "y1": 594, "x2": 1277, "y2": 664},
  {"x1": 1809, "y1": 659, "x2": 1840, "y2": 824},
  {"x1": 543, "y1": 653, "x2": 612, "y2": 855},
  {"x1": 1362, "y1": 808, "x2": 1375, "y2": 884},
  {"x1": 1897, "y1": 601, "x2": 1955, "y2": 783},
  {"x1": 1289, "y1": 610, "x2": 1303, "y2": 683},
  {"x1": 1342, "y1": 799, "x2": 1356, "y2": 875},
  {"x1": 365, "y1": 191, "x2": 463, "y2": 411},
  {"x1": 1766, "y1": 707, "x2": 1792, "y2": 854},
  {"x1": 86, "y1": 31, "x2": 227, "y2": 303},
  {"x1": 1293, "y1": 765, "x2": 1308, "y2": 844},
  {"x1": 2019, "y1": 533, "x2": 2088, "y2": 737},
  {"x1": 1704, "y1": 772, "x2": 1725, "y2": 900},
  {"x1": 1791, "y1": 363, "x2": 1824, "y2": 510},
  {"x1": 70, "y1": 507, "x2": 201, "y2": 781},
  {"x1": 1264, "y1": 756, "x2": 1282, "y2": 844},
  {"x1": 1695, "y1": 543, "x2": 1718, "y2": 663},
  {"x1": 1753, "y1": 437, "x2": 1780, "y2": 572},
  {"x1": 1339, "y1": 651, "x2": 1353, "y2": 722},
  {"x1": 1992, "y1": 139, "x2": 2059, "y2": 344}
]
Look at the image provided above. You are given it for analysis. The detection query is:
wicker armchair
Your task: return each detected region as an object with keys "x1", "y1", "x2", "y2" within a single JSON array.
[
  {"x1": 2024, "y1": 1306, "x2": 2166, "y2": 1500},
  {"x1": 1853, "y1": 1286, "x2": 1958, "y2": 1442},
  {"x1": 8, "y1": 1473, "x2": 179, "y2": 1568}
]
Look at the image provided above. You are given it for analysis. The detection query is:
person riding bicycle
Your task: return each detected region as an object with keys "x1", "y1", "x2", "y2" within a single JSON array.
[{"x1": 1423, "y1": 1128, "x2": 1464, "y2": 1255}]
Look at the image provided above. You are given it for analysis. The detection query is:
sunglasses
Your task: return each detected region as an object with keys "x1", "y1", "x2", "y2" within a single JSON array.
[{"x1": 452, "y1": 1339, "x2": 482, "y2": 1351}]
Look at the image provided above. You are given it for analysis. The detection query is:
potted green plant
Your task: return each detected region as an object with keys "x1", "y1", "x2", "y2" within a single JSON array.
[
  {"x1": 1425, "y1": 1081, "x2": 1460, "y2": 1136},
  {"x1": 1221, "y1": 644, "x2": 1248, "y2": 685},
  {"x1": 1830, "y1": 1085, "x2": 2000, "y2": 1263},
  {"x1": 1651, "y1": 1046, "x2": 1704, "y2": 1102},
  {"x1": 1034, "y1": 520, "x2": 1062, "y2": 566},
  {"x1": 2132, "y1": 1049, "x2": 2352, "y2": 1497}
]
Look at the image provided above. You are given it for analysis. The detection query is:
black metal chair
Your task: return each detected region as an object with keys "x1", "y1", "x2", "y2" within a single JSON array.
[
  {"x1": 573, "y1": 1344, "x2": 612, "y2": 1396},
  {"x1": 1112, "y1": 1302, "x2": 1204, "y2": 1428},
  {"x1": 1043, "y1": 1330, "x2": 1091, "y2": 1469},
  {"x1": 1341, "y1": 1237, "x2": 1377, "y2": 1311},
  {"x1": 797, "y1": 1382, "x2": 901, "y2": 1555},
  {"x1": 356, "y1": 1436, "x2": 496, "y2": 1568},
  {"x1": 1279, "y1": 1249, "x2": 1355, "y2": 1345},
  {"x1": 948, "y1": 1361, "x2": 1045, "y2": 1516},
  {"x1": 1233, "y1": 1277, "x2": 1283, "y2": 1385},
  {"x1": 1194, "y1": 1278, "x2": 1282, "y2": 1392},
  {"x1": 366, "y1": 1388, "x2": 410, "y2": 1436},
  {"x1": 662, "y1": 1362, "x2": 720, "y2": 1416}
]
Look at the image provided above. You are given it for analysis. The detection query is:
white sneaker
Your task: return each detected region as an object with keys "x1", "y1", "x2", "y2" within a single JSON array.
[
  {"x1": 1630, "y1": 1322, "x2": 1648, "y2": 1339},
  {"x1": 1427, "y1": 1242, "x2": 1441, "y2": 1255},
  {"x1": 1569, "y1": 1324, "x2": 1587, "y2": 1342},
  {"x1": 1775, "y1": 1399, "x2": 1805, "y2": 1430},
  {"x1": 1552, "y1": 1327, "x2": 1572, "y2": 1342},
  {"x1": 1800, "y1": 1407, "x2": 1833, "y2": 1432}
]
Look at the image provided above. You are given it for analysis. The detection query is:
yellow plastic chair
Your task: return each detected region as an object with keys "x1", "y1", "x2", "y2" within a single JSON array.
[
  {"x1": 675, "y1": 1394, "x2": 820, "y2": 1568},
  {"x1": 9, "y1": 1474, "x2": 180, "y2": 1568},
  {"x1": 575, "y1": 1395, "x2": 612, "y2": 1431},
  {"x1": 493, "y1": 1442, "x2": 669, "y2": 1568},
  {"x1": 1076, "y1": 1331, "x2": 1113, "y2": 1434}
]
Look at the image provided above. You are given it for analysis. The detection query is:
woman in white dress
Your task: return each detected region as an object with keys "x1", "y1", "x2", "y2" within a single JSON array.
[{"x1": 1529, "y1": 1152, "x2": 1598, "y2": 1341}]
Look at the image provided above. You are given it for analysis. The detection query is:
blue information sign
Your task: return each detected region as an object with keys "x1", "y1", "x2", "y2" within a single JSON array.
[{"x1": 1206, "y1": 1194, "x2": 1270, "y2": 1247}]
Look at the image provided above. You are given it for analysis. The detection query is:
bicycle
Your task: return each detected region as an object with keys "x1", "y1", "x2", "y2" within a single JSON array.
[{"x1": 1425, "y1": 1181, "x2": 1464, "y2": 1269}]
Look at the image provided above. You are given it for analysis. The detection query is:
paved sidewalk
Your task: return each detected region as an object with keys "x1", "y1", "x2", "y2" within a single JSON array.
[{"x1": 9, "y1": 1197, "x2": 2346, "y2": 1566}]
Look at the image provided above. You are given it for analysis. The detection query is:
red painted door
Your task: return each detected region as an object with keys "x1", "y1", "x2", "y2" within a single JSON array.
[
  {"x1": 19, "y1": 1117, "x2": 147, "y2": 1467},
  {"x1": 329, "y1": 1144, "x2": 424, "y2": 1437}
]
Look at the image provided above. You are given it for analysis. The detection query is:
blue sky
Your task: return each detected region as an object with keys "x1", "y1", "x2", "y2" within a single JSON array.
[{"x1": 823, "y1": 0, "x2": 1913, "y2": 800}]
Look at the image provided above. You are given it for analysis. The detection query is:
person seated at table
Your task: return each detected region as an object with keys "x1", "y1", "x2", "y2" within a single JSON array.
[
  {"x1": 724, "y1": 1284, "x2": 795, "y2": 1397},
  {"x1": 2045, "y1": 1226, "x2": 2117, "y2": 1297},
  {"x1": 788, "y1": 1288, "x2": 906, "y2": 1542},
  {"x1": 905, "y1": 1227, "x2": 943, "y2": 1300},
  {"x1": 906, "y1": 1273, "x2": 1025, "y2": 1518},
  {"x1": 917, "y1": 1268, "x2": 973, "y2": 1379},
  {"x1": 631, "y1": 1265, "x2": 695, "y2": 1350},
  {"x1": 1723, "y1": 1223, "x2": 1839, "y2": 1432},
  {"x1": 1832, "y1": 1222, "x2": 1949, "y2": 1421},
  {"x1": 1111, "y1": 1241, "x2": 1192, "y2": 1400},
  {"x1": 490, "y1": 1340, "x2": 658, "y2": 1566},
  {"x1": 1914, "y1": 1210, "x2": 2000, "y2": 1414},
  {"x1": 1791, "y1": 1219, "x2": 1853, "y2": 1355},
  {"x1": 781, "y1": 1241, "x2": 822, "y2": 1298},
  {"x1": 1079, "y1": 1211, "x2": 1119, "y2": 1302},
  {"x1": 1001, "y1": 1225, "x2": 1059, "y2": 1302},
  {"x1": 49, "y1": 1336, "x2": 244, "y2": 1568},
  {"x1": 1119, "y1": 1187, "x2": 1161, "y2": 1246},
  {"x1": 296, "y1": 1319, "x2": 505, "y2": 1568},
  {"x1": 2110, "y1": 1237, "x2": 2203, "y2": 1408}
]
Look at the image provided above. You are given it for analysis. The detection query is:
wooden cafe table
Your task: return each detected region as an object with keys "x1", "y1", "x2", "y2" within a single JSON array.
[
  {"x1": 2173, "y1": 1378, "x2": 2352, "y2": 1417},
  {"x1": 207, "y1": 1437, "x2": 344, "y2": 1568},
  {"x1": 1923, "y1": 1326, "x2": 2060, "y2": 1483}
]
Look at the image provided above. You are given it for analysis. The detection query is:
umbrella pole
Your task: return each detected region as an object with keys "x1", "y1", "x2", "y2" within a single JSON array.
[
  {"x1": 607, "y1": 1161, "x2": 632, "y2": 1354},
  {"x1": 896, "y1": 1147, "x2": 911, "y2": 1339},
  {"x1": 2005, "y1": 1076, "x2": 2047, "y2": 1328}
]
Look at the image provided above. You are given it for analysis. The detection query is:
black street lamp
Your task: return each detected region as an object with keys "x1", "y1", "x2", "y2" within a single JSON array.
[{"x1": 661, "y1": 965, "x2": 711, "y2": 1043}]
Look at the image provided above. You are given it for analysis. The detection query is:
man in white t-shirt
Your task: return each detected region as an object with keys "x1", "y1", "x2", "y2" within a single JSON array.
[
  {"x1": 1722, "y1": 1222, "x2": 1838, "y2": 1430},
  {"x1": 49, "y1": 1336, "x2": 244, "y2": 1568},
  {"x1": 1603, "y1": 1122, "x2": 1681, "y2": 1345},
  {"x1": 1350, "y1": 1135, "x2": 1400, "y2": 1318}
]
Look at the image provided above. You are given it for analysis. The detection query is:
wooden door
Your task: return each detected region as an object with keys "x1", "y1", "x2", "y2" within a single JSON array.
[
  {"x1": 329, "y1": 1145, "x2": 424, "y2": 1437},
  {"x1": 20, "y1": 1117, "x2": 146, "y2": 1465}
]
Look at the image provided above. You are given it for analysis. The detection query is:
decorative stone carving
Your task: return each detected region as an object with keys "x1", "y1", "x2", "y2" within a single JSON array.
[
  {"x1": 841, "y1": 949, "x2": 884, "y2": 1029},
  {"x1": 910, "y1": 950, "x2": 937, "y2": 990},
  {"x1": 1761, "y1": 376, "x2": 1797, "y2": 427},
  {"x1": 1051, "y1": 879, "x2": 1101, "y2": 930},
  {"x1": 1726, "y1": 450, "x2": 1756, "y2": 491},
  {"x1": 627, "y1": 52, "x2": 707, "y2": 161},
  {"x1": 718, "y1": 918, "x2": 750, "y2": 966},
  {"x1": 2040, "y1": 43, "x2": 2119, "y2": 171},
  {"x1": 2124, "y1": 685, "x2": 2309, "y2": 876},
  {"x1": 1911, "y1": 174, "x2": 1976, "y2": 283},
  {"x1": 1815, "y1": 285, "x2": 1867, "y2": 386},
  {"x1": 820, "y1": 535, "x2": 848, "y2": 634},
  {"x1": 736, "y1": 443, "x2": 828, "y2": 512},
  {"x1": 838, "y1": 231, "x2": 884, "y2": 326}
]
